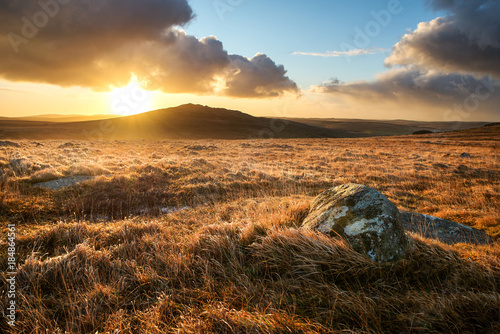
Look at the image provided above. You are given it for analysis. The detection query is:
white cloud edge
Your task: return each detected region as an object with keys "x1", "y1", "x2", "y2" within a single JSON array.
[{"x1": 292, "y1": 47, "x2": 389, "y2": 58}]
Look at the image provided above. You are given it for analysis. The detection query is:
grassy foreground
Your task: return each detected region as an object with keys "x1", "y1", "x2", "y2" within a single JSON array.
[{"x1": 0, "y1": 131, "x2": 499, "y2": 333}]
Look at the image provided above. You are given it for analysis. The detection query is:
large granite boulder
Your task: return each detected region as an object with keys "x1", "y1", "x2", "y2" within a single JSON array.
[{"x1": 302, "y1": 184, "x2": 409, "y2": 262}]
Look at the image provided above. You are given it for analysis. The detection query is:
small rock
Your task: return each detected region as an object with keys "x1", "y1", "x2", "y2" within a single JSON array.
[
  {"x1": 302, "y1": 183, "x2": 409, "y2": 262},
  {"x1": 400, "y1": 211, "x2": 492, "y2": 245},
  {"x1": 35, "y1": 176, "x2": 96, "y2": 190},
  {"x1": 460, "y1": 153, "x2": 471, "y2": 158}
]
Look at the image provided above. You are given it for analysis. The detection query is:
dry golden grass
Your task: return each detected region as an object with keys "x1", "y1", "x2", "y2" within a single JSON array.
[{"x1": 0, "y1": 129, "x2": 499, "y2": 333}]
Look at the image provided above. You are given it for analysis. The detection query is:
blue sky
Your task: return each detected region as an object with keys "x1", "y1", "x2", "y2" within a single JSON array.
[{"x1": 185, "y1": 0, "x2": 441, "y2": 88}]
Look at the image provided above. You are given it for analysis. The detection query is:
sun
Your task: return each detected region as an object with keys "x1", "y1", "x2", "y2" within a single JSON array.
[{"x1": 109, "y1": 76, "x2": 155, "y2": 116}]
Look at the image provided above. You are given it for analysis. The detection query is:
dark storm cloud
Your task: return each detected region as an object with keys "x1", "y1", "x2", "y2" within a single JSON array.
[
  {"x1": 0, "y1": 0, "x2": 297, "y2": 97},
  {"x1": 386, "y1": 0, "x2": 500, "y2": 77}
]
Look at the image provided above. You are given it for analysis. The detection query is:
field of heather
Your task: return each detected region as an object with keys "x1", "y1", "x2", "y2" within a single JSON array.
[{"x1": 1, "y1": 132, "x2": 499, "y2": 333}]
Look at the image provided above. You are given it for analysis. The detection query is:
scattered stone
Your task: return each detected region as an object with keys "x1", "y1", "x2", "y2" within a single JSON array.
[
  {"x1": 460, "y1": 153, "x2": 471, "y2": 158},
  {"x1": 302, "y1": 183, "x2": 409, "y2": 262},
  {"x1": 34, "y1": 176, "x2": 96, "y2": 190},
  {"x1": 0, "y1": 141, "x2": 20, "y2": 147},
  {"x1": 400, "y1": 211, "x2": 493, "y2": 245}
]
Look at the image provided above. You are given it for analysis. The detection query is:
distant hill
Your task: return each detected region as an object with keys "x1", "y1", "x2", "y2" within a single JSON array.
[
  {"x1": 0, "y1": 104, "x2": 349, "y2": 140},
  {"x1": 0, "y1": 114, "x2": 120, "y2": 123},
  {"x1": 281, "y1": 118, "x2": 489, "y2": 137}
]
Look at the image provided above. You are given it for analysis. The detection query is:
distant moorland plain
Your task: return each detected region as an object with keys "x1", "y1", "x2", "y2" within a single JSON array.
[{"x1": 0, "y1": 104, "x2": 489, "y2": 140}]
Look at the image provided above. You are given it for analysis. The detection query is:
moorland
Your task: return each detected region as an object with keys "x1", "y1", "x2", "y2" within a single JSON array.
[{"x1": 0, "y1": 107, "x2": 499, "y2": 333}]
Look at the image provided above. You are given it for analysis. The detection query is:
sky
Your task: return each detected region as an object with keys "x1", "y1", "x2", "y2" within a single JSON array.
[{"x1": 0, "y1": 0, "x2": 499, "y2": 121}]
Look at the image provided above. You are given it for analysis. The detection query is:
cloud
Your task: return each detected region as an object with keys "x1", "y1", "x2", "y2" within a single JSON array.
[
  {"x1": 292, "y1": 47, "x2": 388, "y2": 58},
  {"x1": 314, "y1": 67, "x2": 500, "y2": 121},
  {"x1": 226, "y1": 54, "x2": 299, "y2": 98},
  {"x1": 0, "y1": 0, "x2": 297, "y2": 98},
  {"x1": 386, "y1": 0, "x2": 500, "y2": 78}
]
